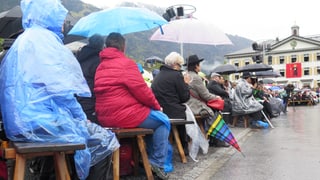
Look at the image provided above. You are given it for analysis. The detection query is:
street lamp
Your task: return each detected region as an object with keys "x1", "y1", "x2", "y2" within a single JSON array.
[{"x1": 251, "y1": 42, "x2": 271, "y2": 63}]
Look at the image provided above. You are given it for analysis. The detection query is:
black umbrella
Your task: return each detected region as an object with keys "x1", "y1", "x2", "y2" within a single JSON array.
[
  {"x1": 211, "y1": 64, "x2": 238, "y2": 75},
  {"x1": 0, "y1": 6, "x2": 22, "y2": 38},
  {"x1": 255, "y1": 70, "x2": 281, "y2": 78},
  {"x1": 144, "y1": 56, "x2": 164, "y2": 64},
  {"x1": 237, "y1": 63, "x2": 273, "y2": 72},
  {"x1": 258, "y1": 78, "x2": 275, "y2": 84}
]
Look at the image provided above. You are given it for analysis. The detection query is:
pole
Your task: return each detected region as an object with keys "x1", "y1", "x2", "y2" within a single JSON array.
[{"x1": 180, "y1": 42, "x2": 184, "y2": 57}]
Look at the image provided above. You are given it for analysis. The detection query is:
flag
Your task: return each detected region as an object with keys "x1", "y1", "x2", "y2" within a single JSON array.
[
  {"x1": 206, "y1": 112, "x2": 243, "y2": 155},
  {"x1": 286, "y1": 63, "x2": 302, "y2": 78}
]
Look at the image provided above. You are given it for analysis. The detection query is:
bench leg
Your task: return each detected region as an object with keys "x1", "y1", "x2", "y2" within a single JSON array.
[
  {"x1": 13, "y1": 154, "x2": 26, "y2": 180},
  {"x1": 112, "y1": 148, "x2": 120, "y2": 180},
  {"x1": 172, "y1": 125, "x2": 187, "y2": 163},
  {"x1": 196, "y1": 118, "x2": 207, "y2": 139},
  {"x1": 136, "y1": 135, "x2": 154, "y2": 180},
  {"x1": 232, "y1": 116, "x2": 238, "y2": 127},
  {"x1": 54, "y1": 152, "x2": 70, "y2": 180}
]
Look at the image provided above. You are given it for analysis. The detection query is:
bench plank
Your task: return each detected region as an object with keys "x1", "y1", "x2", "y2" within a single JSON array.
[{"x1": 13, "y1": 142, "x2": 85, "y2": 154}]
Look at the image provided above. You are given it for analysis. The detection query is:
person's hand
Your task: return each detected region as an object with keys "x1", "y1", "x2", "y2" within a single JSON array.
[
  {"x1": 215, "y1": 96, "x2": 222, "y2": 100},
  {"x1": 184, "y1": 73, "x2": 191, "y2": 84}
]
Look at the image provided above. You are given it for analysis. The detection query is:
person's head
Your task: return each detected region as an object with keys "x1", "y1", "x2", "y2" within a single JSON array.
[
  {"x1": 105, "y1": 32, "x2": 125, "y2": 52},
  {"x1": 164, "y1": 52, "x2": 184, "y2": 70},
  {"x1": 21, "y1": 0, "x2": 68, "y2": 40},
  {"x1": 210, "y1": 72, "x2": 222, "y2": 82},
  {"x1": 88, "y1": 34, "x2": 105, "y2": 50},
  {"x1": 184, "y1": 54, "x2": 204, "y2": 73},
  {"x1": 242, "y1": 72, "x2": 256, "y2": 84}
]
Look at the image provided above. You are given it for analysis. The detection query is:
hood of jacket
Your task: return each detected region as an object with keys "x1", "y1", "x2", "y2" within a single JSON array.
[{"x1": 21, "y1": 0, "x2": 68, "y2": 39}]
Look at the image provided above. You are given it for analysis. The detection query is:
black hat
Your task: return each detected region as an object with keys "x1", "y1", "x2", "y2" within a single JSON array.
[
  {"x1": 242, "y1": 71, "x2": 254, "y2": 79},
  {"x1": 183, "y1": 54, "x2": 204, "y2": 66}
]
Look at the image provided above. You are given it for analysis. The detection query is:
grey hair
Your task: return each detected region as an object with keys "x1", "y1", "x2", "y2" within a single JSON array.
[{"x1": 164, "y1": 52, "x2": 184, "y2": 67}]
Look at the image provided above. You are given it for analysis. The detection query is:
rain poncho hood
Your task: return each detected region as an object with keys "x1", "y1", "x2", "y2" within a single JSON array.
[{"x1": 0, "y1": 0, "x2": 119, "y2": 179}]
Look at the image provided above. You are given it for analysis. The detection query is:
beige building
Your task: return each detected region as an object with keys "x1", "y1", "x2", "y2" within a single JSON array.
[{"x1": 225, "y1": 25, "x2": 320, "y2": 88}]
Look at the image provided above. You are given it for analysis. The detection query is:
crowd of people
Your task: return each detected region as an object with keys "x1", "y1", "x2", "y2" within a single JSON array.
[{"x1": 1, "y1": 1, "x2": 319, "y2": 180}]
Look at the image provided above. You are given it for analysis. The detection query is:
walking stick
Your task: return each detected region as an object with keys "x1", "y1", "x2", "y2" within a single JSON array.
[{"x1": 261, "y1": 110, "x2": 274, "y2": 128}]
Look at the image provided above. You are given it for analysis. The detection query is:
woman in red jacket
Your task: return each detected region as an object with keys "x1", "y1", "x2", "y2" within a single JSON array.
[{"x1": 94, "y1": 32, "x2": 170, "y2": 180}]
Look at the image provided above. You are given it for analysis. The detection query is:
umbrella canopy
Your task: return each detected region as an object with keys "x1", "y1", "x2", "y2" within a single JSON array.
[
  {"x1": 211, "y1": 64, "x2": 238, "y2": 75},
  {"x1": 255, "y1": 70, "x2": 281, "y2": 78},
  {"x1": 144, "y1": 56, "x2": 164, "y2": 64},
  {"x1": 0, "y1": 6, "x2": 22, "y2": 38},
  {"x1": 68, "y1": 7, "x2": 168, "y2": 37},
  {"x1": 258, "y1": 78, "x2": 275, "y2": 84},
  {"x1": 150, "y1": 18, "x2": 232, "y2": 56},
  {"x1": 237, "y1": 63, "x2": 273, "y2": 72},
  {"x1": 206, "y1": 112, "x2": 244, "y2": 156}
]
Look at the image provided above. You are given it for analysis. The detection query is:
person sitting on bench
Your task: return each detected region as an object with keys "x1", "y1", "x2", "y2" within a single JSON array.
[
  {"x1": 0, "y1": 1, "x2": 119, "y2": 179},
  {"x1": 94, "y1": 33, "x2": 171, "y2": 180}
]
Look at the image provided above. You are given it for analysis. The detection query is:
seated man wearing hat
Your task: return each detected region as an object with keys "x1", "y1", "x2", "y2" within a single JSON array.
[
  {"x1": 231, "y1": 72, "x2": 264, "y2": 128},
  {"x1": 207, "y1": 72, "x2": 232, "y2": 125}
]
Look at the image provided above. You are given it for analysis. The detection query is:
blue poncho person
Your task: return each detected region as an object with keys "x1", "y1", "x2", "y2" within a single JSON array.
[{"x1": 0, "y1": 0, "x2": 119, "y2": 179}]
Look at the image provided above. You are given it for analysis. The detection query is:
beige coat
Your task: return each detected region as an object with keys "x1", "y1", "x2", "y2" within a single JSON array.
[{"x1": 186, "y1": 71, "x2": 219, "y2": 115}]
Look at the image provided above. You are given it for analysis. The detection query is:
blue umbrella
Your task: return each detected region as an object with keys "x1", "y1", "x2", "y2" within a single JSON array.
[{"x1": 68, "y1": 7, "x2": 168, "y2": 37}]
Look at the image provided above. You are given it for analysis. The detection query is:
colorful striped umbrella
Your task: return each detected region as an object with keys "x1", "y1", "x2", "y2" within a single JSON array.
[{"x1": 206, "y1": 112, "x2": 245, "y2": 157}]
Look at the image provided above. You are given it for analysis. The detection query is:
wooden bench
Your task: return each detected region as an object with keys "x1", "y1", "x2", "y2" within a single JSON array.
[
  {"x1": 170, "y1": 119, "x2": 194, "y2": 163},
  {"x1": 232, "y1": 115, "x2": 249, "y2": 128},
  {"x1": 2, "y1": 141, "x2": 85, "y2": 180},
  {"x1": 111, "y1": 128, "x2": 154, "y2": 180},
  {"x1": 287, "y1": 99, "x2": 313, "y2": 106}
]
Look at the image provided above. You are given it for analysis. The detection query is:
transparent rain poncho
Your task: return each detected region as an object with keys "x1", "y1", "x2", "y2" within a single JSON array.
[{"x1": 0, "y1": 0, "x2": 119, "y2": 179}]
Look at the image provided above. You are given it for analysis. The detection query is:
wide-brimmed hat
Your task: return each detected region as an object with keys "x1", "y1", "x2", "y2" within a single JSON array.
[{"x1": 183, "y1": 54, "x2": 204, "y2": 66}]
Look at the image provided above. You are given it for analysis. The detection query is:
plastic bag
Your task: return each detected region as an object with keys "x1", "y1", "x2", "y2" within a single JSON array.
[
  {"x1": 184, "y1": 104, "x2": 209, "y2": 162},
  {"x1": 164, "y1": 142, "x2": 174, "y2": 173}
]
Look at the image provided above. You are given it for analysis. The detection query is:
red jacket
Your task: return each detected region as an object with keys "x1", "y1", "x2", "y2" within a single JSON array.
[{"x1": 95, "y1": 48, "x2": 161, "y2": 128}]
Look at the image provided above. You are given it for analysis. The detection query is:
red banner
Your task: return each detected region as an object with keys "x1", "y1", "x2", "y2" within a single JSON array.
[{"x1": 286, "y1": 63, "x2": 302, "y2": 78}]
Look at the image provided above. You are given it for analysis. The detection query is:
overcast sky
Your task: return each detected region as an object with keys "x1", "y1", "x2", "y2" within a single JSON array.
[{"x1": 81, "y1": 0, "x2": 320, "y2": 41}]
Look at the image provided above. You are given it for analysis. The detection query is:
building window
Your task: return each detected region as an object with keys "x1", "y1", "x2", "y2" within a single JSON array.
[
  {"x1": 267, "y1": 56, "x2": 272, "y2": 65},
  {"x1": 304, "y1": 54, "x2": 309, "y2": 62},
  {"x1": 317, "y1": 53, "x2": 320, "y2": 61},
  {"x1": 279, "y1": 56, "x2": 285, "y2": 64},
  {"x1": 234, "y1": 62, "x2": 239, "y2": 67},
  {"x1": 317, "y1": 67, "x2": 320, "y2": 75},
  {"x1": 280, "y1": 69, "x2": 285, "y2": 77},
  {"x1": 304, "y1": 68, "x2": 310, "y2": 76},
  {"x1": 291, "y1": 55, "x2": 297, "y2": 63},
  {"x1": 245, "y1": 61, "x2": 250, "y2": 65}
]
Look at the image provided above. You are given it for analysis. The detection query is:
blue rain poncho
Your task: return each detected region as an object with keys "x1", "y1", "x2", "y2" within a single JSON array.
[{"x1": 0, "y1": 0, "x2": 119, "y2": 179}]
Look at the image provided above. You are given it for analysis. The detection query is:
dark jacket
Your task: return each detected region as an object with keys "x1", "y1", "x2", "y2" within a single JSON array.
[
  {"x1": 207, "y1": 80, "x2": 232, "y2": 112},
  {"x1": 151, "y1": 65, "x2": 190, "y2": 119},
  {"x1": 76, "y1": 45, "x2": 101, "y2": 122},
  {"x1": 207, "y1": 80, "x2": 229, "y2": 98}
]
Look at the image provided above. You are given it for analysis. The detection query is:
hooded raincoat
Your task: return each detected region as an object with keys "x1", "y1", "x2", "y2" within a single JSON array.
[
  {"x1": 231, "y1": 78, "x2": 263, "y2": 116},
  {"x1": 0, "y1": 0, "x2": 119, "y2": 179}
]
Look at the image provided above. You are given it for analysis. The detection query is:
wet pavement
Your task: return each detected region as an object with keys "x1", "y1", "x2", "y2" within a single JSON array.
[
  {"x1": 207, "y1": 104, "x2": 320, "y2": 180},
  {"x1": 121, "y1": 104, "x2": 320, "y2": 180}
]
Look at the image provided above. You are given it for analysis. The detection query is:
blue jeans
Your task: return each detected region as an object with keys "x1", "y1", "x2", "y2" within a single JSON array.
[{"x1": 138, "y1": 110, "x2": 170, "y2": 168}]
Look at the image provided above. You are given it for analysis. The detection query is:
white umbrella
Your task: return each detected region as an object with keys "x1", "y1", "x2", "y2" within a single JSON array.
[{"x1": 150, "y1": 18, "x2": 232, "y2": 57}]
